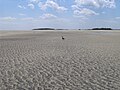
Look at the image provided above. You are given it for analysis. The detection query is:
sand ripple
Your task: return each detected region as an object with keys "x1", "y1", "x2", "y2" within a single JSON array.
[{"x1": 0, "y1": 31, "x2": 120, "y2": 90}]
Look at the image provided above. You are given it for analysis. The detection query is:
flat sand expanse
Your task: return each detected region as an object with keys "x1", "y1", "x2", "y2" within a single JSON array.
[{"x1": 0, "y1": 30, "x2": 120, "y2": 90}]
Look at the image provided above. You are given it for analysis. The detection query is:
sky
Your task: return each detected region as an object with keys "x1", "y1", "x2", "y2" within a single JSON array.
[{"x1": 0, "y1": 0, "x2": 120, "y2": 30}]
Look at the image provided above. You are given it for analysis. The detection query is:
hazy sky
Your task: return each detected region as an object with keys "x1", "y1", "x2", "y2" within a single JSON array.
[{"x1": 0, "y1": 0, "x2": 120, "y2": 30}]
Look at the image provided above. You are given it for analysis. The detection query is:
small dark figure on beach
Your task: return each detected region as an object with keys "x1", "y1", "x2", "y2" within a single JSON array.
[{"x1": 62, "y1": 36, "x2": 65, "y2": 40}]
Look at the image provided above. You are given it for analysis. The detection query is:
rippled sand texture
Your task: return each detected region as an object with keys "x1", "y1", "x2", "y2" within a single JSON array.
[{"x1": 0, "y1": 30, "x2": 120, "y2": 90}]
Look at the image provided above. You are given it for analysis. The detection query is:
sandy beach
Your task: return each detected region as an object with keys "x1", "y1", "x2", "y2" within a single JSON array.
[{"x1": 0, "y1": 30, "x2": 120, "y2": 90}]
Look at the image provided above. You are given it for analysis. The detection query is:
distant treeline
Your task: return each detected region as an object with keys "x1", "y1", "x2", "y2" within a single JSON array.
[
  {"x1": 33, "y1": 28, "x2": 55, "y2": 30},
  {"x1": 92, "y1": 28, "x2": 112, "y2": 30},
  {"x1": 78, "y1": 28, "x2": 113, "y2": 30},
  {"x1": 33, "y1": 28, "x2": 113, "y2": 30},
  {"x1": 32, "y1": 28, "x2": 69, "y2": 30}
]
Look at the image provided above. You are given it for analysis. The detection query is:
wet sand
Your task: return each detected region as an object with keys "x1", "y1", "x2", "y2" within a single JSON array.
[{"x1": 0, "y1": 30, "x2": 120, "y2": 90}]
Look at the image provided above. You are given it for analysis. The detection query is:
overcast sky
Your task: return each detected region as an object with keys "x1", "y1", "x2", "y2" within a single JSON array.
[{"x1": 0, "y1": 0, "x2": 120, "y2": 30}]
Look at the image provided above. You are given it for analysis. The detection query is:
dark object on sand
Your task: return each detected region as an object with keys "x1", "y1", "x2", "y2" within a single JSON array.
[{"x1": 62, "y1": 36, "x2": 65, "y2": 40}]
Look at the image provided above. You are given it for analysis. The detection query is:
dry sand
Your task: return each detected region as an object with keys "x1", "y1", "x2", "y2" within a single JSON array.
[{"x1": 0, "y1": 30, "x2": 120, "y2": 90}]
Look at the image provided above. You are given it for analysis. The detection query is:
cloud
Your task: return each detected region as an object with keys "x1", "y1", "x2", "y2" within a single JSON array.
[
  {"x1": 28, "y1": 4, "x2": 35, "y2": 9},
  {"x1": 72, "y1": 5, "x2": 80, "y2": 10},
  {"x1": 73, "y1": 14, "x2": 88, "y2": 19},
  {"x1": 74, "y1": 8, "x2": 99, "y2": 16},
  {"x1": 72, "y1": 0, "x2": 115, "y2": 17},
  {"x1": 72, "y1": 5, "x2": 99, "y2": 17},
  {"x1": 30, "y1": 0, "x2": 39, "y2": 3},
  {"x1": 40, "y1": 13, "x2": 57, "y2": 19},
  {"x1": 0, "y1": 17, "x2": 34, "y2": 22},
  {"x1": 38, "y1": 0, "x2": 67, "y2": 12},
  {"x1": 74, "y1": 0, "x2": 100, "y2": 8},
  {"x1": 74, "y1": 0, "x2": 116, "y2": 8},
  {"x1": 18, "y1": 5, "x2": 26, "y2": 9},
  {"x1": 0, "y1": 17, "x2": 16, "y2": 21},
  {"x1": 21, "y1": 17, "x2": 34, "y2": 21},
  {"x1": 115, "y1": 17, "x2": 120, "y2": 20}
]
